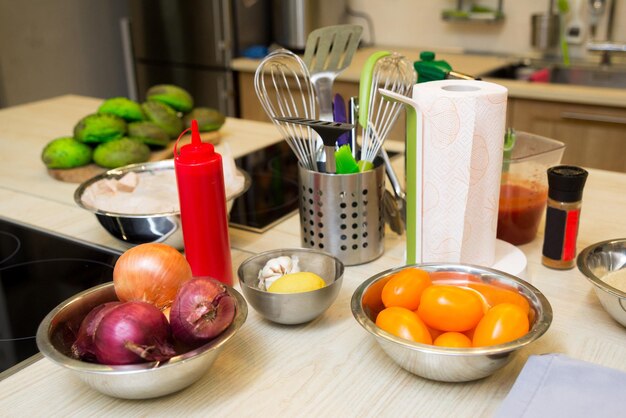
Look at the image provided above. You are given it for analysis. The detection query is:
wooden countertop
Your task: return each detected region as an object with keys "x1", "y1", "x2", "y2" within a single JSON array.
[
  {"x1": 232, "y1": 46, "x2": 626, "y2": 108},
  {"x1": 1, "y1": 96, "x2": 626, "y2": 416}
]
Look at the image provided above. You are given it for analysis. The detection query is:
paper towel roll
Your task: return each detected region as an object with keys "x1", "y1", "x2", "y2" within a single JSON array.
[{"x1": 405, "y1": 80, "x2": 508, "y2": 266}]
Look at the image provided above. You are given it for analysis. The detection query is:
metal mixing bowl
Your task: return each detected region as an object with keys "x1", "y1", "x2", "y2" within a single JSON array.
[
  {"x1": 36, "y1": 282, "x2": 247, "y2": 399},
  {"x1": 74, "y1": 159, "x2": 250, "y2": 249},
  {"x1": 351, "y1": 263, "x2": 552, "y2": 382},
  {"x1": 237, "y1": 248, "x2": 344, "y2": 325},
  {"x1": 577, "y1": 238, "x2": 626, "y2": 328}
]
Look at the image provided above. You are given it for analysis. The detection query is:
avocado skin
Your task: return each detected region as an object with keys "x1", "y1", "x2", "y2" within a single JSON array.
[
  {"x1": 142, "y1": 101, "x2": 183, "y2": 139},
  {"x1": 41, "y1": 137, "x2": 93, "y2": 169},
  {"x1": 146, "y1": 84, "x2": 194, "y2": 113},
  {"x1": 183, "y1": 107, "x2": 226, "y2": 132},
  {"x1": 98, "y1": 97, "x2": 145, "y2": 122},
  {"x1": 127, "y1": 121, "x2": 170, "y2": 148},
  {"x1": 74, "y1": 113, "x2": 127, "y2": 144},
  {"x1": 93, "y1": 137, "x2": 151, "y2": 168}
]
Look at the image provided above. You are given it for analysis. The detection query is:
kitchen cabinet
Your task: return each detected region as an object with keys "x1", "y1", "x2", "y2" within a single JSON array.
[
  {"x1": 509, "y1": 98, "x2": 626, "y2": 172},
  {"x1": 240, "y1": 69, "x2": 626, "y2": 172}
]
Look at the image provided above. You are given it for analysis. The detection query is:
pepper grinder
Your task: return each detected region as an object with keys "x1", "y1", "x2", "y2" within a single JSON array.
[
  {"x1": 174, "y1": 120, "x2": 233, "y2": 285},
  {"x1": 542, "y1": 165, "x2": 588, "y2": 270}
]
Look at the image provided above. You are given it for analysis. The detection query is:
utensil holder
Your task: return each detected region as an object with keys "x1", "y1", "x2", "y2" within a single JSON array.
[{"x1": 298, "y1": 161, "x2": 385, "y2": 265}]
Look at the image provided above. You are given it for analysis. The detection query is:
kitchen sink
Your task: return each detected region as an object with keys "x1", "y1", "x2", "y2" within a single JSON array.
[{"x1": 481, "y1": 60, "x2": 626, "y2": 89}]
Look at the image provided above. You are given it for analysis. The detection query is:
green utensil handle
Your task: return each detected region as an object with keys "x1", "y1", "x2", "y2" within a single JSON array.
[{"x1": 358, "y1": 51, "x2": 392, "y2": 129}]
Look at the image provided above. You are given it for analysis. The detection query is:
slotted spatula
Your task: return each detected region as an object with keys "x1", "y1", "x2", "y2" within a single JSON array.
[
  {"x1": 275, "y1": 116, "x2": 354, "y2": 174},
  {"x1": 303, "y1": 24, "x2": 363, "y2": 122}
]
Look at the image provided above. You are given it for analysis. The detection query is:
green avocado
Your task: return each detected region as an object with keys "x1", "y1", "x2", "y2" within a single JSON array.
[
  {"x1": 142, "y1": 101, "x2": 183, "y2": 139},
  {"x1": 98, "y1": 97, "x2": 145, "y2": 122},
  {"x1": 127, "y1": 121, "x2": 170, "y2": 148},
  {"x1": 74, "y1": 113, "x2": 127, "y2": 144},
  {"x1": 146, "y1": 84, "x2": 194, "y2": 113},
  {"x1": 183, "y1": 107, "x2": 226, "y2": 132},
  {"x1": 41, "y1": 137, "x2": 93, "y2": 169},
  {"x1": 93, "y1": 137, "x2": 151, "y2": 168}
]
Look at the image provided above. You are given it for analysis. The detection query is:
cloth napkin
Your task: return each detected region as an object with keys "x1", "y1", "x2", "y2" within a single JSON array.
[{"x1": 495, "y1": 354, "x2": 626, "y2": 418}]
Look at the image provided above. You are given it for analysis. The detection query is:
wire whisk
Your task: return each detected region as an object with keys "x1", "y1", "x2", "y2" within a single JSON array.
[
  {"x1": 254, "y1": 49, "x2": 319, "y2": 171},
  {"x1": 360, "y1": 53, "x2": 416, "y2": 165}
]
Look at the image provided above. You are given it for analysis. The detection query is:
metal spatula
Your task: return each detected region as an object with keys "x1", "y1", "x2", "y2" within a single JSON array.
[
  {"x1": 304, "y1": 24, "x2": 363, "y2": 122},
  {"x1": 275, "y1": 117, "x2": 354, "y2": 174}
]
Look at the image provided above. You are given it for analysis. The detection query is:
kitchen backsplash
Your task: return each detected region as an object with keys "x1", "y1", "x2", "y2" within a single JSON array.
[{"x1": 348, "y1": 0, "x2": 626, "y2": 58}]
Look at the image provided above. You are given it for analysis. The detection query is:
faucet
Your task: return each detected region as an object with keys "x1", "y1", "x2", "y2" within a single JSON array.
[{"x1": 587, "y1": 0, "x2": 626, "y2": 65}]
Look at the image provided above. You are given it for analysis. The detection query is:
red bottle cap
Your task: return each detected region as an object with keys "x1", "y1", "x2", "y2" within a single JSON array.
[{"x1": 174, "y1": 120, "x2": 215, "y2": 164}]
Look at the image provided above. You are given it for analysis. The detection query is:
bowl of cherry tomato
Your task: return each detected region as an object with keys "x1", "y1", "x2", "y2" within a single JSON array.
[{"x1": 351, "y1": 263, "x2": 552, "y2": 382}]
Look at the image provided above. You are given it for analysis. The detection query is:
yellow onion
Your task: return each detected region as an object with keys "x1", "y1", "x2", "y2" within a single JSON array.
[{"x1": 113, "y1": 243, "x2": 192, "y2": 310}]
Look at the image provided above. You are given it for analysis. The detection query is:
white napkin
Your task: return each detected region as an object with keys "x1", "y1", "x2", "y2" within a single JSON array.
[{"x1": 495, "y1": 354, "x2": 626, "y2": 418}]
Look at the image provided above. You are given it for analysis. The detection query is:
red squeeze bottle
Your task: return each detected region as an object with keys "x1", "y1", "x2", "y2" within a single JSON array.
[{"x1": 173, "y1": 120, "x2": 233, "y2": 285}]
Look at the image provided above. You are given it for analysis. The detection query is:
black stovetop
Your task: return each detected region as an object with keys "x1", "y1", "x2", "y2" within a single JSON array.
[
  {"x1": 229, "y1": 141, "x2": 300, "y2": 233},
  {"x1": 0, "y1": 218, "x2": 121, "y2": 374}
]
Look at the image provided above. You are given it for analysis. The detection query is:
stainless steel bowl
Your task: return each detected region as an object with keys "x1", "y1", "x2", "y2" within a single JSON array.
[
  {"x1": 36, "y1": 282, "x2": 247, "y2": 399},
  {"x1": 351, "y1": 263, "x2": 552, "y2": 382},
  {"x1": 74, "y1": 159, "x2": 250, "y2": 249},
  {"x1": 237, "y1": 248, "x2": 344, "y2": 324},
  {"x1": 577, "y1": 238, "x2": 626, "y2": 327}
]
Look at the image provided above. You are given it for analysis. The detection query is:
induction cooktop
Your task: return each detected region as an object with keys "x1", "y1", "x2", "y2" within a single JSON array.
[
  {"x1": 229, "y1": 141, "x2": 300, "y2": 233},
  {"x1": 0, "y1": 218, "x2": 121, "y2": 376}
]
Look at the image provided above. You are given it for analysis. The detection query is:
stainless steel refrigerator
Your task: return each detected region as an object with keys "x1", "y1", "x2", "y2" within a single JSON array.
[{"x1": 127, "y1": 0, "x2": 269, "y2": 116}]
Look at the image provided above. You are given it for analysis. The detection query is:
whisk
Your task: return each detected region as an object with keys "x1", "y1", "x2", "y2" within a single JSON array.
[
  {"x1": 254, "y1": 49, "x2": 319, "y2": 171},
  {"x1": 358, "y1": 52, "x2": 416, "y2": 169}
]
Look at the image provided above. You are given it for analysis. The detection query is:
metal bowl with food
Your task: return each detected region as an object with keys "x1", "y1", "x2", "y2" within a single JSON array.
[
  {"x1": 74, "y1": 159, "x2": 250, "y2": 249},
  {"x1": 577, "y1": 238, "x2": 626, "y2": 328},
  {"x1": 351, "y1": 263, "x2": 552, "y2": 382},
  {"x1": 237, "y1": 248, "x2": 344, "y2": 325},
  {"x1": 36, "y1": 282, "x2": 247, "y2": 399}
]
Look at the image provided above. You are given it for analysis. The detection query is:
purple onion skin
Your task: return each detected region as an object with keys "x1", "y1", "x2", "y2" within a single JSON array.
[
  {"x1": 92, "y1": 301, "x2": 176, "y2": 365},
  {"x1": 71, "y1": 302, "x2": 121, "y2": 362},
  {"x1": 170, "y1": 277, "x2": 236, "y2": 347}
]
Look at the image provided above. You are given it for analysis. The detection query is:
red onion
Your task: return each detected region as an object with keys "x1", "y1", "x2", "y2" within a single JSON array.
[
  {"x1": 91, "y1": 301, "x2": 176, "y2": 365},
  {"x1": 72, "y1": 301, "x2": 121, "y2": 361},
  {"x1": 169, "y1": 277, "x2": 236, "y2": 347}
]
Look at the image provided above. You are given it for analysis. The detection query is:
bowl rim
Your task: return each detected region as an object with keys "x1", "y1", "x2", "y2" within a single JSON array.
[
  {"x1": 237, "y1": 247, "x2": 345, "y2": 294},
  {"x1": 35, "y1": 282, "x2": 248, "y2": 375},
  {"x1": 577, "y1": 238, "x2": 626, "y2": 299},
  {"x1": 74, "y1": 159, "x2": 251, "y2": 218},
  {"x1": 351, "y1": 262, "x2": 553, "y2": 356}
]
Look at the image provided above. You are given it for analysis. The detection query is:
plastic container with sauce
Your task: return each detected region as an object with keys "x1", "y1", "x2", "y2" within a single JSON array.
[{"x1": 497, "y1": 132, "x2": 565, "y2": 246}]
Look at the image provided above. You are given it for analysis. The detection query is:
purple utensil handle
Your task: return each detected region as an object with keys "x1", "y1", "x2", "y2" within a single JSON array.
[{"x1": 333, "y1": 94, "x2": 351, "y2": 148}]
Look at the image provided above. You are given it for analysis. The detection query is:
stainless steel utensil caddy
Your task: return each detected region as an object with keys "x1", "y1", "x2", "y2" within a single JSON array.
[{"x1": 297, "y1": 160, "x2": 385, "y2": 265}]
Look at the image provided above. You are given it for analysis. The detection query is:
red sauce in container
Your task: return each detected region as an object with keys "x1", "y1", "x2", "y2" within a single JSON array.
[{"x1": 497, "y1": 183, "x2": 548, "y2": 245}]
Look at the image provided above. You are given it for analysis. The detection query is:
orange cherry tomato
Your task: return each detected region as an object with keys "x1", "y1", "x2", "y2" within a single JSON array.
[
  {"x1": 426, "y1": 325, "x2": 444, "y2": 341},
  {"x1": 381, "y1": 268, "x2": 432, "y2": 310},
  {"x1": 463, "y1": 327, "x2": 476, "y2": 341},
  {"x1": 472, "y1": 303, "x2": 530, "y2": 347},
  {"x1": 433, "y1": 332, "x2": 472, "y2": 348},
  {"x1": 375, "y1": 306, "x2": 432, "y2": 344},
  {"x1": 466, "y1": 282, "x2": 530, "y2": 314},
  {"x1": 417, "y1": 285, "x2": 485, "y2": 332}
]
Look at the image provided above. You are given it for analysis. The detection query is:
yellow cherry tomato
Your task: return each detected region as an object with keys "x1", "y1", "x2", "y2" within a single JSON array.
[
  {"x1": 433, "y1": 332, "x2": 472, "y2": 348},
  {"x1": 417, "y1": 285, "x2": 485, "y2": 332},
  {"x1": 472, "y1": 303, "x2": 530, "y2": 347},
  {"x1": 375, "y1": 306, "x2": 432, "y2": 345},
  {"x1": 381, "y1": 268, "x2": 432, "y2": 310}
]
